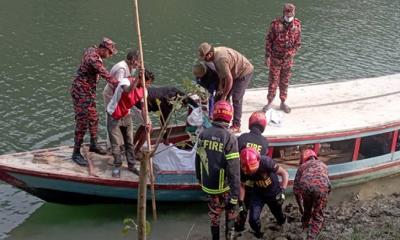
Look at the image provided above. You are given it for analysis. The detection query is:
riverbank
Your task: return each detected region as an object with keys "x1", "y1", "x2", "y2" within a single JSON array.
[
  {"x1": 253, "y1": 192, "x2": 400, "y2": 240},
  {"x1": 188, "y1": 175, "x2": 400, "y2": 240}
]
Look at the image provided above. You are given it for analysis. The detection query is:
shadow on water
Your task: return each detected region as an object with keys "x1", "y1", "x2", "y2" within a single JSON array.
[{"x1": 6, "y1": 200, "x2": 210, "y2": 240}]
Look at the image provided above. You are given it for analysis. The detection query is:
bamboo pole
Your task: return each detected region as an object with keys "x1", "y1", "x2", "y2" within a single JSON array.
[
  {"x1": 137, "y1": 151, "x2": 148, "y2": 239},
  {"x1": 132, "y1": 0, "x2": 158, "y2": 239}
]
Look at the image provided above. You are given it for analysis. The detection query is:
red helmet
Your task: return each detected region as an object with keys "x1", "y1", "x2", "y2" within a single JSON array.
[
  {"x1": 213, "y1": 101, "x2": 233, "y2": 123},
  {"x1": 249, "y1": 111, "x2": 267, "y2": 131},
  {"x1": 300, "y1": 149, "x2": 318, "y2": 164},
  {"x1": 240, "y1": 147, "x2": 260, "y2": 175}
]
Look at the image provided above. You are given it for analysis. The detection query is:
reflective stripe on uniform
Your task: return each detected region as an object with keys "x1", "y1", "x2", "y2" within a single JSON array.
[
  {"x1": 219, "y1": 169, "x2": 225, "y2": 189},
  {"x1": 201, "y1": 185, "x2": 230, "y2": 195},
  {"x1": 245, "y1": 180, "x2": 254, "y2": 187},
  {"x1": 225, "y1": 152, "x2": 239, "y2": 160},
  {"x1": 229, "y1": 198, "x2": 238, "y2": 205}
]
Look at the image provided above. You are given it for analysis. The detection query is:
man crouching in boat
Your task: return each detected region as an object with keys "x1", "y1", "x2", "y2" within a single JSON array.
[
  {"x1": 192, "y1": 61, "x2": 220, "y2": 118},
  {"x1": 106, "y1": 72, "x2": 151, "y2": 177},
  {"x1": 195, "y1": 100, "x2": 240, "y2": 240},
  {"x1": 239, "y1": 147, "x2": 288, "y2": 238},
  {"x1": 71, "y1": 38, "x2": 119, "y2": 166},
  {"x1": 293, "y1": 149, "x2": 331, "y2": 240},
  {"x1": 133, "y1": 71, "x2": 199, "y2": 153},
  {"x1": 198, "y1": 42, "x2": 254, "y2": 134},
  {"x1": 235, "y1": 111, "x2": 269, "y2": 233}
]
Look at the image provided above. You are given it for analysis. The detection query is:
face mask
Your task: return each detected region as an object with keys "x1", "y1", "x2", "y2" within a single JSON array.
[{"x1": 284, "y1": 16, "x2": 294, "y2": 23}]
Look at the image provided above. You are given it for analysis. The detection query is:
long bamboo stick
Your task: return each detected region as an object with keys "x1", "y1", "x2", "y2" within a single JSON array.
[
  {"x1": 133, "y1": 0, "x2": 158, "y2": 239},
  {"x1": 137, "y1": 151, "x2": 148, "y2": 239}
]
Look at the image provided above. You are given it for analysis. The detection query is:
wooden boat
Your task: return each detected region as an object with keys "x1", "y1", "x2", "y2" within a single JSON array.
[{"x1": 1, "y1": 74, "x2": 400, "y2": 204}]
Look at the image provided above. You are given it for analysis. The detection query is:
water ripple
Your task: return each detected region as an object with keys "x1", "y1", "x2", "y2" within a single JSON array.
[{"x1": 0, "y1": 184, "x2": 43, "y2": 239}]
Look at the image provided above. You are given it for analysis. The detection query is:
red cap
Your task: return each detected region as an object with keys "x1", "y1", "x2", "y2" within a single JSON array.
[
  {"x1": 283, "y1": 3, "x2": 296, "y2": 16},
  {"x1": 99, "y1": 37, "x2": 117, "y2": 54}
]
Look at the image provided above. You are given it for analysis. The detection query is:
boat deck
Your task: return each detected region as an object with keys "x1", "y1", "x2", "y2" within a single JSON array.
[
  {"x1": 0, "y1": 145, "x2": 141, "y2": 181},
  {"x1": 241, "y1": 74, "x2": 400, "y2": 138}
]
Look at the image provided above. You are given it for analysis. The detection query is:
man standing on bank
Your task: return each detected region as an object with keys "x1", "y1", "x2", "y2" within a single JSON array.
[
  {"x1": 71, "y1": 37, "x2": 119, "y2": 166},
  {"x1": 198, "y1": 42, "x2": 254, "y2": 134},
  {"x1": 263, "y1": 3, "x2": 302, "y2": 114},
  {"x1": 195, "y1": 100, "x2": 240, "y2": 240}
]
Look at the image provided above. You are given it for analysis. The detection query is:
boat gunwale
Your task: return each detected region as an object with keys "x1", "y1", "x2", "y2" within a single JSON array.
[
  {"x1": 0, "y1": 164, "x2": 200, "y2": 190},
  {"x1": 266, "y1": 121, "x2": 400, "y2": 145},
  {"x1": 3, "y1": 118, "x2": 396, "y2": 158},
  {"x1": 1, "y1": 155, "x2": 400, "y2": 189}
]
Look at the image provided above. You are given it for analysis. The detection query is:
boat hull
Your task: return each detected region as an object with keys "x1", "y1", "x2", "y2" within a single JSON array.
[{"x1": 1, "y1": 152, "x2": 399, "y2": 204}]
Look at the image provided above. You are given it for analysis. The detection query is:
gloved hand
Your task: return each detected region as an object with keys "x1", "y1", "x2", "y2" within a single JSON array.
[
  {"x1": 238, "y1": 200, "x2": 247, "y2": 213},
  {"x1": 226, "y1": 197, "x2": 238, "y2": 211},
  {"x1": 276, "y1": 190, "x2": 286, "y2": 205}
]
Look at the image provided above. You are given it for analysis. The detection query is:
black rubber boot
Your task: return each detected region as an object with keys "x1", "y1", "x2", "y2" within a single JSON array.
[
  {"x1": 225, "y1": 227, "x2": 235, "y2": 240},
  {"x1": 226, "y1": 219, "x2": 236, "y2": 240},
  {"x1": 128, "y1": 164, "x2": 140, "y2": 175},
  {"x1": 89, "y1": 138, "x2": 107, "y2": 155},
  {"x1": 253, "y1": 231, "x2": 264, "y2": 239},
  {"x1": 71, "y1": 147, "x2": 88, "y2": 166},
  {"x1": 211, "y1": 226, "x2": 220, "y2": 240}
]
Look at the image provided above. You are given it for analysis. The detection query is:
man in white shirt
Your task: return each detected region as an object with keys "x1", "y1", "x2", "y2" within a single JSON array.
[
  {"x1": 103, "y1": 50, "x2": 141, "y2": 177},
  {"x1": 103, "y1": 50, "x2": 140, "y2": 107},
  {"x1": 103, "y1": 50, "x2": 140, "y2": 149}
]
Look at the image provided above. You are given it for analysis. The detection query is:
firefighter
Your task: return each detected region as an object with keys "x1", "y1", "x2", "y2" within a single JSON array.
[
  {"x1": 293, "y1": 149, "x2": 331, "y2": 240},
  {"x1": 70, "y1": 37, "x2": 118, "y2": 166},
  {"x1": 238, "y1": 111, "x2": 269, "y2": 154},
  {"x1": 240, "y1": 147, "x2": 289, "y2": 238},
  {"x1": 263, "y1": 3, "x2": 302, "y2": 113},
  {"x1": 195, "y1": 100, "x2": 240, "y2": 240},
  {"x1": 235, "y1": 111, "x2": 269, "y2": 232}
]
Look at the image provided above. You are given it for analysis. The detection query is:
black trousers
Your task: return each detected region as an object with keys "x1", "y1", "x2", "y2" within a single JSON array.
[{"x1": 249, "y1": 193, "x2": 285, "y2": 233}]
